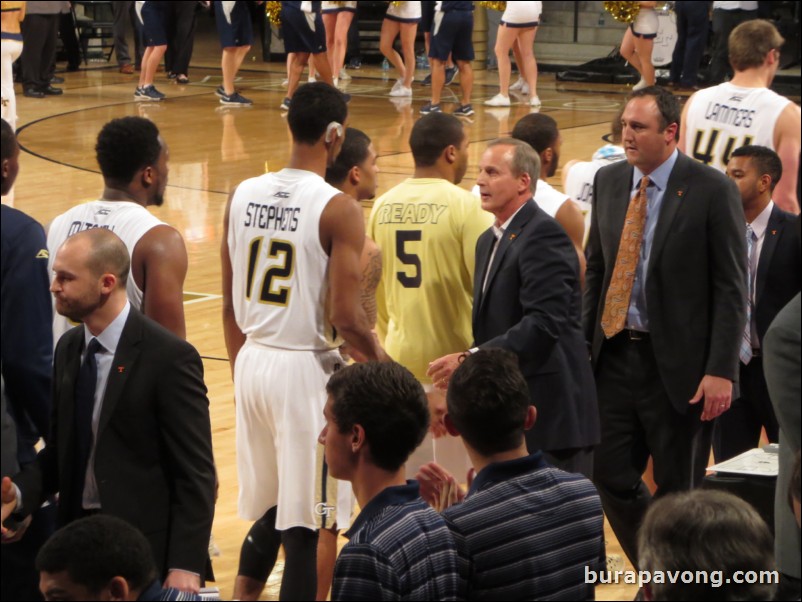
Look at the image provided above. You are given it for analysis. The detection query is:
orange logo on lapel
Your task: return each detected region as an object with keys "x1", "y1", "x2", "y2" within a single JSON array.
[
  {"x1": 677, "y1": 190, "x2": 684, "y2": 198},
  {"x1": 771, "y1": 230, "x2": 777, "y2": 235},
  {"x1": 509, "y1": 233, "x2": 517, "y2": 241},
  {"x1": 117, "y1": 366, "x2": 125, "y2": 373}
]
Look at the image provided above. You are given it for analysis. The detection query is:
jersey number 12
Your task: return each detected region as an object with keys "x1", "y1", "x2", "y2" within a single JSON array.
[{"x1": 246, "y1": 237, "x2": 295, "y2": 306}]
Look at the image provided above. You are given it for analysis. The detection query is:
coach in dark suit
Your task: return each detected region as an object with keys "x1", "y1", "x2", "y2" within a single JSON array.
[
  {"x1": 583, "y1": 87, "x2": 747, "y2": 567},
  {"x1": 1, "y1": 228, "x2": 215, "y2": 596},
  {"x1": 715, "y1": 146, "x2": 802, "y2": 461},
  {"x1": 430, "y1": 138, "x2": 599, "y2": 478}
]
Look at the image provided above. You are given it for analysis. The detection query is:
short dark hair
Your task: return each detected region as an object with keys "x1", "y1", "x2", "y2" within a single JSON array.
[
  {"x1": 95, "y1": 117, "x2": 162, "y2": 185},
  {"x1": 325, "y1": 127, "x2": 371, "y2": 185},
  {"x1": 36, "y1": 515, "x2": 158, "y2": 594},
  {"x1": 288, "y1": 83, "x2": 348, "y2": 145},
  {"x1": 1, "y1": 118, "x2": 16, "y2": 162},
  {"x1": 638, "y1": 489, "x2": 776, "y2": 601},
  {"x1": 409, "y1": 113, "x2": 464, "y2": 167},
  {"x1": 629, "y1": 86, "x2": 681, "y2": 140},
  {"x1": 730, "y1": 145, "x2": 783, "y2": 191},
  {"x1": 326, "y1": 362, "x2": 429, "y2": 471},
  {"x1": 446, "y1": 349, "x2": 531, "y2": 456},
  {"x1": 511, "y1": 113, "x2": 559, "y2": 154}
]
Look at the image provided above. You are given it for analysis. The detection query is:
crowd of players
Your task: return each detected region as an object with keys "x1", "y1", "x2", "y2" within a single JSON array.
[{"x1": 0, "y1": 7, "x2": 801, "y2": 602}]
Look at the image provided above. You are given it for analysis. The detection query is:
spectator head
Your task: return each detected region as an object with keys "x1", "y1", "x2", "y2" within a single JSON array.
[
  {"x1": 36, "y1": 515, "x2": 158, "y2": 601},
  {"x1": 638, "y1": 489, "x2": 776, "y2": 601},
  {"x1": 322, "y1": 362, "x2": 429, "y2": 478},
  {"x1": 445, "y1": 349, "x2": 536, "y2": 457}
]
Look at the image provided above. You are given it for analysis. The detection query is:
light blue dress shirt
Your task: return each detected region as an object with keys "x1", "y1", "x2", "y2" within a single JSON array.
[{"x1": 626, "y1": 149, "x2": 679, "y2": 332}]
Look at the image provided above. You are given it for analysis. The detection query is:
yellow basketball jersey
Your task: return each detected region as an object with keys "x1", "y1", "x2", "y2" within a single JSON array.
[{"x1": 368, "y1": 178, "x2": 493, "y2": 382}]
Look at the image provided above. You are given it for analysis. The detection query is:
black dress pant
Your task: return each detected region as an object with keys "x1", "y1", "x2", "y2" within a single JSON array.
[
  {"x1": 592, "y1": 332, "x2": 713, "y2": 567},
  {"x1": 21, "y1": 14, "x2": 59, "y2": 90},
  {"x1": 165, "y1": 1, "x2": 197, "y2": 75},
  {"x1": 713, "y1": 355, "x2": 778, "y2": 462},
  {"x1": 709, "y1": 8, "x2": 757, "y2": 84},
  {"x1": 670, "y1": 1, "x2": 710, "y2": 87}
]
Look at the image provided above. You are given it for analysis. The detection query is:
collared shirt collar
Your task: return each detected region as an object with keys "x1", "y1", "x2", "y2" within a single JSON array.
[
  {"x1": 83, "y1": 301, "x2": 130, "y2": 354},
  {"x1": 493, "y1": 199, "x2": 530, "y2": 238},
  {"x1": 344, "y1": 480, "x2": 420, "y2": 539},
  {"x1": 468, "y1": 451, "x2": 548, "y2": 496},
  {"x1": 631, "y1": 148, "x2": 679, "y2": 193},
  {"x1": 749, "y1": 200, "x2": 774, "y2": 240}
]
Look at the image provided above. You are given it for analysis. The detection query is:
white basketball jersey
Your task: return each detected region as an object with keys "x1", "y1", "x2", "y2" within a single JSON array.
[
  {"x1": 564, "y1": 145, "x2": 626, "y2": 205},
  {"x1": 684, "y1": 83, "x2": 791, "y2": 172},
  {"x1": 47, "y1": 200, "x2": 165, "y2": 344},
  {"x1": 228, "y1": 168, "x2": 341, "y2": 351}
]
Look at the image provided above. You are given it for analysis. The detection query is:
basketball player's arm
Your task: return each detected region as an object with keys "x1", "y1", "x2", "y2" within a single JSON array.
[
  {"x1": 221, "y1": 193, "x2": 246, "y2": 376},
  {"x1": 135, "y1": 225, "x2": 188, "y2": 339},
  {"x1": 555, "y1": 200, "x2": 587, "y2": 287},
  {"x1": 772, "y1": 103, "x2": 801, "y2": 214},
  {"x1": 360, "y1": 237, "x2": 382, "y2": 328},
  {"x1": 322, "y1": 194, "x2": 389, "y2": 362}
]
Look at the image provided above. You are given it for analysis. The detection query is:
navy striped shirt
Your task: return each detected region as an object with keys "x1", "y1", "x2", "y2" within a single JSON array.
[
  {"x1": 332, "y1": 481, "x2": 464, "y2": 601},
  {"x1": 443, "y1": 453, "x2": 605, "y2": 601}
]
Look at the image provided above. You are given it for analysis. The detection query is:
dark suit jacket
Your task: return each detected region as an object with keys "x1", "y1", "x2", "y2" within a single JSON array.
[
  {"x1": 583, "y1": 152, "x2": 748, "y2": 413},
  {"x1": 473, "y1": 199, "x2": 600, "y2": 452},
  {"x1": 753, "y1": 205, "x2": 801, "y2": 345},
  {"x1": 14, "y1": 308, "x2": 216, "y2": 577}
]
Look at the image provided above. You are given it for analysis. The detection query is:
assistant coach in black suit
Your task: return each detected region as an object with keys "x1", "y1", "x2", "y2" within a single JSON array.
[
  {"x1": 714, "y1": 145, "x2": 802, "y2": 461},
  {"x1": 583, "y1": 87, "x2": 747, "y2": 567},
  {"x1": 429, "y1": 138, "x2": 599, "y2": 478},
  {"x1": 0, "y1": 229, "x2": 216, "y2": 596}
]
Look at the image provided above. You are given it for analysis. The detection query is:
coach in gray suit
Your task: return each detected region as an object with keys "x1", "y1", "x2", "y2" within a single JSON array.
[
  {"x1": 583, "y1": 87, "x2": 747, "y2": 567},
  {"x1": 764, "y1": 214, "x2": 801, "y2": 600}
]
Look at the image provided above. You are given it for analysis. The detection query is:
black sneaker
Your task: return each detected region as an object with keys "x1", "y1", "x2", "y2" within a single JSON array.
[
  {"x1": 134, "y1": 84, "x2": 165, "y2": 101},
  {"x1": 419, "y1": 102, "x2": 441, "y2": 115},
  {"x1": 215, "y1": 86, "x2": 226, "y2": 98},
  {"x1": 445, "y1": 66, "x2": 458, "y2": 85},
  {"x1": 341, "y1": 92, "x2": 351, "y2": 104},
  {"x1": 220, "y1": 91, "x2": 253, "y2": 106},
  {"x1": 279, "y1": 97, "x2": 291, "y2": 111},
  {"x1": 421, "y1": 73, "x2": 432, "y2": 86},
  {"x1": 453, "y1": 104, "x2": 474, "y2": 117}
]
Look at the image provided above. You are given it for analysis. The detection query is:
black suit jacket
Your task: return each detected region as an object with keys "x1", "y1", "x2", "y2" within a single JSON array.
[
  {"x1": 15, "y1": 308, "x2": 216, "y2": 577},
  {"x1": 753, "y1": 204, "x2": 802, "y2": 345},
  {"x1": 583, "y1": 152, "x2": 748, "y2": 413},
  {"x1": 473, "y1": 199, "x2": 600, "y2": 452}
]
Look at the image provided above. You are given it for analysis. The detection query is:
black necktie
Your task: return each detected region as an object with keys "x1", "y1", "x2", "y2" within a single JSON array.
[{"x1": 73, "y1": 338, "x2": 102, "y2": 511}]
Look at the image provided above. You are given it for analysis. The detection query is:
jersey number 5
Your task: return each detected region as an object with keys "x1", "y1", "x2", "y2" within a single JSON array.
[
  {"x1": 246, "y1": 237, "x2": 295, "y2": 306},
  {"x1": 396, "y1": 230, "x2": 422, "y2": 288}
]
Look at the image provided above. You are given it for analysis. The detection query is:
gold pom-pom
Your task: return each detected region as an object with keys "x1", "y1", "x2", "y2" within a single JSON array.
[
  {"x1": 603, "y1": 1, "x2": 641, "y2": 24},
  {"x1": 388, "y1": 1, "x2": 403, "y2": 6},
  {"x1": 265, "y1": 1, "x2": 282, "y2": 26},
  {"x1": 478, "y1": 1, "x2": 507, "y2": 10}
]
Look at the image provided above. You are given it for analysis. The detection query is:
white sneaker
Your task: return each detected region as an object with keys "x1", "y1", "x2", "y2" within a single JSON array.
[
  {"x1": 389, "y1": 84, "x2": 412, "y2": 97},
  {"x1": 390, "y1": 79, "x2": 404, "y2": 94},
  {"x1": 484, "y1": 93, "x2": 511, "y2": 107},
  {"x1": 530, "y1": 95, "x2": 542, "y2": 107},
  {"x1": 632, "y1": 77, "x2": 648, "y2": 91},
  {"x1": 509, "y1": 77, "x2": 526, "y2": 91},
  {"x1": 339, "y1": 68, "x2": 351, "y2": 80},
  {"x1": 281, "y1": 78, "x2": 288, "y2": 87},
  {"x1": 334, "y1": 77, "x2": 339, "y2": 88},
  {"x1": 308, "y1": 75, "x2": 316, "y2": 83}
]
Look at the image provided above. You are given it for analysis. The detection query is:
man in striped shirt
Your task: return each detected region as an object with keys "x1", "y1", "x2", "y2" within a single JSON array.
[
  {"x1": 320, "y1": 362, "x2": 464, "y2": 601},
  {"x1": 420, "y1": 349, "x2": 605, "y2": 600}
]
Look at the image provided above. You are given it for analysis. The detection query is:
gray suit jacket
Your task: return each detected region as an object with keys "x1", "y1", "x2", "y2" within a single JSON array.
[
  {"x1": 583, "y1": 151, "x2": 747, "y2": 413},
  {"x1": 764, "y1": 293, "x2": 801, "y2": 579}
]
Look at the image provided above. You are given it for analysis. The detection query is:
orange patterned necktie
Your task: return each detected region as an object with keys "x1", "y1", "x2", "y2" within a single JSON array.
[{"x1": 601, "y1": 176, "x2": 650, "y2": 338}]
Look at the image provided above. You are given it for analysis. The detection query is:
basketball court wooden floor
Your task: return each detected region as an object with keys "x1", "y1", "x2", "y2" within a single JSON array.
[{"x1": 5, "y1": 49, "x2": 727, "y2": 599}]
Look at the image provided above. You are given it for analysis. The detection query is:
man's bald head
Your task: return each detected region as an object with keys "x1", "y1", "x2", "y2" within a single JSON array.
[{"x1": 61, "y1": 229, "x2": 130, "y2": 288}]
